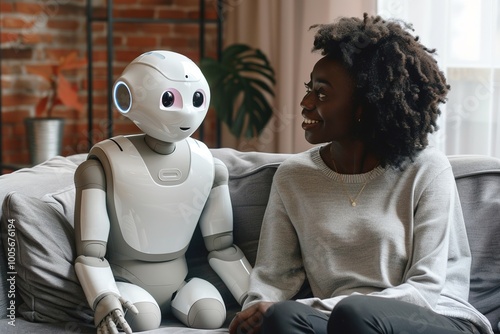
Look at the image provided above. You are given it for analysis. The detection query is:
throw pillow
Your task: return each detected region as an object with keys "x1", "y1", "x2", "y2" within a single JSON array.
[{"x1": 0, "y1": 191, "x2": 93, "y2": 323}]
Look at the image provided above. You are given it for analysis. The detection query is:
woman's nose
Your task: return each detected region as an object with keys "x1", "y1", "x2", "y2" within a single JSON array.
[{"x1": 300, "y1": 92, "x2": 314, "y2": 110}]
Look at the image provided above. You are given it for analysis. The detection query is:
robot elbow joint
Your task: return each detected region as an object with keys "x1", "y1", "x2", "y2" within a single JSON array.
[
  {"x1": 203, "y1": 232, "x2": 232, "y2": 251},
  {"x1": 81, "y1": 241, "x2": 107, "y2": 258}
]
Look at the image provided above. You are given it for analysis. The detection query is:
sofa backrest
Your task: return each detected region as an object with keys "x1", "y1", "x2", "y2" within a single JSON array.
[{"x1": 448, "y1": 155, "x2": 500, "y2": 331}]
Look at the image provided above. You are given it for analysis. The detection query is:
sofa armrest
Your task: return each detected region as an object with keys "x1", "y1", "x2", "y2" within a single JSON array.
[{"x1": 449, "y1": 154, "x2": 500, "y2": 332}]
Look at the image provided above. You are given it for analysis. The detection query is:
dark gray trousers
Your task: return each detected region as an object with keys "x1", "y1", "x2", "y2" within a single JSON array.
[{"x1": 260, "y1": 295, "x2": 481, "y2": 334}]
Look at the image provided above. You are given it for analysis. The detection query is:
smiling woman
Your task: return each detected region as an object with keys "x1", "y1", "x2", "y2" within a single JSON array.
[{"x1": 229, "y1": 13, "x2": 494, "y2": 334}]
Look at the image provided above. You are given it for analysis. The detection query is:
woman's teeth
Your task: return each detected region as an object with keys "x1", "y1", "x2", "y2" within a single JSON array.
[{"x1": 304, "y1": 118, "x2": 319, "y2": 124}]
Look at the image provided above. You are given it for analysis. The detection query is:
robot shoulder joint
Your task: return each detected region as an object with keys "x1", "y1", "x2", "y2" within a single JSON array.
[
  {"x1": 213, "y1": 157, "x2": 229, "y2": 187},
  {"x1": 75, "y1": 158, "x2": 106, "y2": 190}
]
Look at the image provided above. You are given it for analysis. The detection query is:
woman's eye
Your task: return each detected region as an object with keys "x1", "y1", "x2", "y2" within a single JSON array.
[
  {"x1": 304, "y1": 82, "x2": 312, "y2": 93},
  {"x1": 304, "y1": 82, "x2": 326, "y2": 101}
]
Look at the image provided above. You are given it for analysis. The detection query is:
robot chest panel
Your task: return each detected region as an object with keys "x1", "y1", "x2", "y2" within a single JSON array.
[{"x1": 105, "y1": 139, "x2": 214, "y2": 255}]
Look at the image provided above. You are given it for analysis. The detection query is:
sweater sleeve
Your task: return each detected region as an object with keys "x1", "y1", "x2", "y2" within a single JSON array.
[{"x1": 243, "y1": 174, "x2": 306, "y2": 310}]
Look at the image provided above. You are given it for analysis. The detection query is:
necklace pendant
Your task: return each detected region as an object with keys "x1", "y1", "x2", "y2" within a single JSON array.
[{"x1": 351, "y1": 201, "x2": 357, "y2": 207}]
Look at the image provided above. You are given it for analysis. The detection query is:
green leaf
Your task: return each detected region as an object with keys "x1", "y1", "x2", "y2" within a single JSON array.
[{"x1": 200, "y1": 44, "x2": 276, "y2": 138}]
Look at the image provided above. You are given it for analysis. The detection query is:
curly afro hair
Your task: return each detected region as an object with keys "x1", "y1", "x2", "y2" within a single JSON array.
[{"x1": 310, "y1": 13, "x2": 450, "y2": 169}]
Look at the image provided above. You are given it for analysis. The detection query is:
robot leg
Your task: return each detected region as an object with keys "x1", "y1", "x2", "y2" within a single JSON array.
[
  {"x1": 116, "y1": 282, "x2": 162, "y2": 331},
  {"x1": 171, "y1": 277, "x2": 226, "y2": 329}
]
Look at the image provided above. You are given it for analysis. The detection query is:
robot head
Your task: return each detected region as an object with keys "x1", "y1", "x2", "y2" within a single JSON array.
[{"x1": 113, "y1": 50, "x2": 210, "y2": 142}]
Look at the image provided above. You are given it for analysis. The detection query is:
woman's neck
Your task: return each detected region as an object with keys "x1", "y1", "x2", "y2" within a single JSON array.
[{"x1": 321, "y1": 142, "x2": 379, "y2": 174}]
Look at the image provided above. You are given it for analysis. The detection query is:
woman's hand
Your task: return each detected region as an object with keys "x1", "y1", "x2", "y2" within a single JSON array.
[{"x1": 229, "y1": 302, "x2": 274, "y2": 334}]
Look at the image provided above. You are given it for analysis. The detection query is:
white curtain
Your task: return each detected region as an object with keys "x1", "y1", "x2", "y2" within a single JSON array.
[
  {"x1": 378, "y1": 0, "x2": 500, "y2": 158},
  {"x1": 221, "y1": 0, "x2": 376, "y2": 153}
]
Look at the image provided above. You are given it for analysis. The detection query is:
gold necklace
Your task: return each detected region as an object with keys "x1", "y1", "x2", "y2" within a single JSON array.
[{"x1": 331, "y1": 156, "x2": 375, "y2": 207}]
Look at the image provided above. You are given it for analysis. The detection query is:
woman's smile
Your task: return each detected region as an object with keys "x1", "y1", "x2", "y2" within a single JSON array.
[{"x1": 302, "y1": 117, "x2": 321, "y2": 130}]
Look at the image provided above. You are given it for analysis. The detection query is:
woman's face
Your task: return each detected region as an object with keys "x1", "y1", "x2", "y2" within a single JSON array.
[{"x1": 300, "y1": 56, "x2": 361, "y2": 145}]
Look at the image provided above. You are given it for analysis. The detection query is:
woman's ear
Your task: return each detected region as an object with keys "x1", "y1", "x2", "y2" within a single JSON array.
[
  {"x1": 352, "y1": 103, "x2": 365, "y2": 139},
  {"x1": 355, "y1": 103, "x2": 364, "y2": 122}
]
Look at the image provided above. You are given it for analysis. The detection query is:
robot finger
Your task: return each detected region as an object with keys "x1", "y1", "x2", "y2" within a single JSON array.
[
  {"x1": 106, "y1": 314, "x2": 119, "y2": 334},
  {"x1": 113, "y1": 309, "x2": 133, "y2": 334},
  {"x1": 98, "y1": 320, "x2": 110, "y2": 334},
  {"x1": 119, "y1": 296, "x2": 139, "y2": 315},
  {"x1": 97, "y1": 325, "x2": 105, "y2": 334}
]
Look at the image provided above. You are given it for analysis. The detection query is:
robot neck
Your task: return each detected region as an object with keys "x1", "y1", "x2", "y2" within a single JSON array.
[{"x1": 144, "y1": 135, "x2": 176, "y2": 155}]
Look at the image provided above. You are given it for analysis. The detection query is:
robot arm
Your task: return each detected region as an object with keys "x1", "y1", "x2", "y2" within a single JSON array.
[
  {"x1": 74, "y1": 158, "x2": 109, "y2": 258},
  {"x1": 199, "y1": 158, "x2": 252, "y2": 305},
  {"x1": 74, "y1": 159, "x2": 137, "y2": 333}
]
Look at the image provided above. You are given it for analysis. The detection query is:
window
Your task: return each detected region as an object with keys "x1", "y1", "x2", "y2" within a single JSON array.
[{"x1": 378, "y1": 0, "x2": 500, "y2": 157}]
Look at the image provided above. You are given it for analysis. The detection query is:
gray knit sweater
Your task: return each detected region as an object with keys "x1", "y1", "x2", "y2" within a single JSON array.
[{"x1": 244, "y1": 146, "x2": 493, "y2": 333}]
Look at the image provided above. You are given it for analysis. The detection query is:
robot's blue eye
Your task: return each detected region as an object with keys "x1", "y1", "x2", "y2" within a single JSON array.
[
  {"x1": 162, "y1": 91, "x2": 175, "y2": 108},
  {"x1": 114, "y1": 82, "x2": 131, "y2": 114},
  {"x1": 193, "y1": 91, "x2": 204, "y2": 108}
]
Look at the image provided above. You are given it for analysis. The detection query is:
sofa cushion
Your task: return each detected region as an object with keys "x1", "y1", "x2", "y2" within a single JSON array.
[
  {"x1": 212, "y1": 148, "x2": 291, "y2": 265},
  {"x1": 0, "y1": 154, "x2": 86, "y2": 320},
  {"x1": 0, "y1": 192, "x2": 93, "y2": 323},
  {"x1": 449, "y1": 155, "x2": 500, "y2": 332}
]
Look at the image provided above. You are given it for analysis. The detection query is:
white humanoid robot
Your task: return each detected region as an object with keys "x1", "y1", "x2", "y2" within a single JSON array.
[{"x1": 74, "y1": 50, "x2": 252, "y2": 333}]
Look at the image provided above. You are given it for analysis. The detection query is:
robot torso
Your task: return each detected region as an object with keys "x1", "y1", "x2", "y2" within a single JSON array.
[{"x1": 89, "y1": 134, "x2": 215, "y2": 262}]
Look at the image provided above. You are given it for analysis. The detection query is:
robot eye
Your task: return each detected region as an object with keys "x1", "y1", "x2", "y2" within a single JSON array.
[
  {"x1": 193, "y1": 91, "x2": 204, "y2": 108},
  {"x1": 113, "y1": 81, "x2": 132, "y2": 114},
  {"x1": 161, "y1": 91, "x2": 175, "y2": 108}
]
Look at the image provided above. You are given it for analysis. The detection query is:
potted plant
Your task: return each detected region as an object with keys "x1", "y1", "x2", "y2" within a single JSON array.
[
  {"x1": 26, "y1": 52, "x2": 87, "y2": 164},
  {"x1": 200, "y1": 44, "x2": 275, "y2": 138}
]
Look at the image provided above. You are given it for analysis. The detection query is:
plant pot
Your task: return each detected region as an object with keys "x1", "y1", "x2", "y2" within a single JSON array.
[{"x1": 25, "y1": 117, "x2": 65, "y2": 165}]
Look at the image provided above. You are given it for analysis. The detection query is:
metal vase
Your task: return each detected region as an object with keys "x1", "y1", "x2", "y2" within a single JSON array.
[{"x1": 25, "y1": 117, "x2": 65, "y2": 165}]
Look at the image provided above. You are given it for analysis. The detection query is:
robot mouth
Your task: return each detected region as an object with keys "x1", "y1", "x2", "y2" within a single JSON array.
[{"x1": 180, "y1": 127, "x2": 191, "y2": 131}]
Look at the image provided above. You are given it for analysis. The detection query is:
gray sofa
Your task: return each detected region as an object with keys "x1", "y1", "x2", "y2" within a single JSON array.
[{"x1": 0, "y1": 148, "x2": 499, "y2": 333}]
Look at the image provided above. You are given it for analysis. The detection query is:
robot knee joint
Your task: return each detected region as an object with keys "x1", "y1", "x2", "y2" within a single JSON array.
[
  {"x1": 116, "y1": 282, "x2": 161, "y2": 331},
  {"x1": 186, "y1": 298, "x2": 226, "y2": 329},
  {"x1": 125, "y1": 301, "x2": 161, "y2": 332},
  {"x1": 171, "y1": 278, "x2": 226, "y2": 329}
]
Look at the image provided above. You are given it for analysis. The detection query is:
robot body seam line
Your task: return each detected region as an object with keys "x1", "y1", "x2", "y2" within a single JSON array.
[{"x1": 109, "y1": 138, "x2": 124, "y2": 151}]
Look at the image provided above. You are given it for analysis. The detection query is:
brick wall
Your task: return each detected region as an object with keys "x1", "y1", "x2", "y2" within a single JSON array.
[{"x1": 0, "y1": 0, "x2": 220, "y2": 167}]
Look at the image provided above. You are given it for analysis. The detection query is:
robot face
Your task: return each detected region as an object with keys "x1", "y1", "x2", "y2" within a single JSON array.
[{"x1": 113, "y1": 51, "x2": 211, "y2": 142}]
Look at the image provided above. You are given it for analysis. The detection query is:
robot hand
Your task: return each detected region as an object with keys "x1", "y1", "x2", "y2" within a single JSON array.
[{"x1": 95, "y1": 294, "x2": 139, "y2": 334}]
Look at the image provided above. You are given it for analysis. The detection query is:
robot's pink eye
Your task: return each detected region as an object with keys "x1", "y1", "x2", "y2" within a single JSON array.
[
  {"x1": 162, "y1": 91, "x2": 175, "y2": 108},
  {"x1": 193, "y1": 91, "x2": 204, "y2": 108}
]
